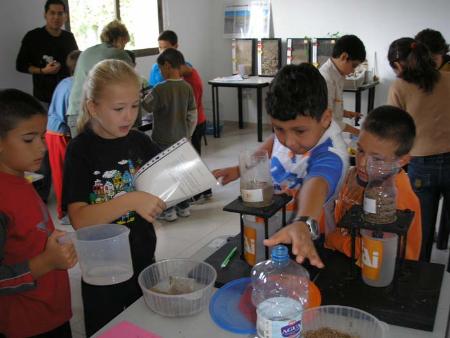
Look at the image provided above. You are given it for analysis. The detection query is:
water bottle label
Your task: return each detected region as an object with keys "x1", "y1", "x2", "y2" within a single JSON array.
[
  {"x1": 241, "y1": 188, "x2": 264, "y2": 202},
  {"x1": 363, "y1": 197, "x2": 376, "y2": 214},
  {"x1": 257, "y1": 316, "x2": 302, "y2": 338}
]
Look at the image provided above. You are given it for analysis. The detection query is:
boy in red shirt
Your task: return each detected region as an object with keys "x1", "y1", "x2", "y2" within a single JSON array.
[
  {"x1": 181, "y1": 63, "x2": 213, "y2": 201},
  {"x1": 0, "y1": 89, "x2": 77, "y2": 338}
]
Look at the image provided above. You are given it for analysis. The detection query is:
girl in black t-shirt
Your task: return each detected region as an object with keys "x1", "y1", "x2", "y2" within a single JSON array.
[{"x1": 62, "y1": 59, "x2": 166, "y2": 337}]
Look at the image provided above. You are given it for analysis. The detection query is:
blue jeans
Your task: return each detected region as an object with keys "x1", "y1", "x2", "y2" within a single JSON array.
[{"x1": 408, "y1": 152, "x2": 450, "y2": 261}]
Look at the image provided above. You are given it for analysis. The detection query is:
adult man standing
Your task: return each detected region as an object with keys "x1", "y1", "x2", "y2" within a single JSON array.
[{"x1": 16, "y1": 0, "x2": 78, "y2": 203}]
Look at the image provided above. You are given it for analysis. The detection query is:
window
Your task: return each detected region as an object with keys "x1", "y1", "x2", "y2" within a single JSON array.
[{"x1": 67, "y1": 0, "x2": 163, "y2": 57}]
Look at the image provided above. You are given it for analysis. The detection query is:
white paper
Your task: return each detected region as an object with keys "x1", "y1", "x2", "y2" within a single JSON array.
[
  {"x1": 363, "y1": 197, "x2": 377, "y2": 214},
  {"x1": 133, "y1": 138, "x2": 218, "y2": 208},
  {"x1": 213, "y1": 74, "x2": 244, "y2": 82},
  {"x1": 224, "y1": 0, "x2": 271, "y2": 38}
]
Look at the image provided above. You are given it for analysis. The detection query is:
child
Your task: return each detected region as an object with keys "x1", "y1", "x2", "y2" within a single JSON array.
[
  {"x1": 319, "y1": 35, "x2": 366, "y2": 135},
  {"x1": 148, "y1": 30, "x2": 193, "y2": 87},
  {"x1": 325, "y1": 106, "x2": 422, "y2": 260},
  {"x1": 0, "y1": 89, "x2": 77, "y2": 338},
  {"x1": 142, "y1": 48, "x2": 197, "y2": 221},
  {"x1": 62, "y1": 59, "x2": 166, "y2": 336},
  {"x1": 46, "y1": 49, "x2": 81, "y2": 223},
  {"x1": 415, "y1": 28, "x2": 450, "y2": 72},
  {"x1": 214, "y1": 63, "x2": 349, "y2": 268},
  {"x1": 180, "y1": 61, "x2": 212, "y2": 202}
]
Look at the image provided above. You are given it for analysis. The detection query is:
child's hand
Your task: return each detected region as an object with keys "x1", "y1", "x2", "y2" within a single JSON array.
[
  {"x1": 44, "y1": 230, "x2": 78, "y2": 270},
  {"x1": 213, "y1": 166, "x2": 239, "y2": 185},
  {"x1": 131, "y1": 191, "x2": 166, "y2": 223},
  {"x1": 264, "y1": 222, "x2": 324, "y2": 268}
]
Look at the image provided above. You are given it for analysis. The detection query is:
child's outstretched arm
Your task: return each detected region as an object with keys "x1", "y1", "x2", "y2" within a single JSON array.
[
  {"x1": 213, "y1": 135, "x2": 275, "y2": 185},
  {"x1": 264, "y1": 176, "x2": 328, "y2": 268},
  {"x1": 68, "y1": 191, "x2": 166, "y2": 229}
]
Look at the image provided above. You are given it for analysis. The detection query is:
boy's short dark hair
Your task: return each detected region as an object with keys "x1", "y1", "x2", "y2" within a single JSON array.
[
  {"x1": 332, "y1": 35, "x2": 366, "y2": 62},
  {"x1": 45, "y1": 0, "x2": 66, "y2": 12},
  {"x1": 0, "y1": 89, "x2": 46, "y2": 138},
  {"x1": 266, "y1": 63, "x2": 328, "y2": 121},
  {"x1": 157, "y1": 48, "x2": 185, "y2": 69},
  {"x1": 362, "y1": 105, "x2": 416, "y2": 157},
  {"x1": 158, "y1": 30, "x2": 178, "y2": 46},
  {"x1": 415, "y1": 28, "x2": 449, "y2": 55}
]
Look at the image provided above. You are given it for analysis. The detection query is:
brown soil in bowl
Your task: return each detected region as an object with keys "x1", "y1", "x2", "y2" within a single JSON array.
[{"x1": 303, "y1": 327, "x2": 360, "y2": 338}]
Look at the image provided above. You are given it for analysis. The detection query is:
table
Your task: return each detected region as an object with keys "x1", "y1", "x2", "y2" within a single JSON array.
[
  {"x1": 208, "y1": 76, "x2": 273, "y2": 142},
  {"x1": 344, "y1": 81, "x2": 379, "y2": 125},
  {"x1": 94, "y1": 237, "x2": 449, "y2": 338}
]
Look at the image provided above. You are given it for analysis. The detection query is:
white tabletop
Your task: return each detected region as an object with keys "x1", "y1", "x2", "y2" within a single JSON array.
[{"x1": 93, "y1": 271, "x2": 449, "y2": 338}]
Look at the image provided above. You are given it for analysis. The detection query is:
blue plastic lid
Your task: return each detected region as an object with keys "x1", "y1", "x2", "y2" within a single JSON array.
[
  {"x1": 271, "y1": 244, "x2": 289, "y2": 264},
  {"x1": 209, "y1": 277, "x2": 256, "y2": 335}
]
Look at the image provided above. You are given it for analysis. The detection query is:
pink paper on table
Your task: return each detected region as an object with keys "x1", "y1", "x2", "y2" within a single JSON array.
[{"x1": 97, "y1": 321, "x2": 162, "y2": 338}]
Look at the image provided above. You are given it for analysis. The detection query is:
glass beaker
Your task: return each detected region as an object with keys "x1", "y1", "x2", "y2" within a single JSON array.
[
  {"x1": 239, "y1": 149, "x2": 274, "y2": 207},
  {"x1": 363, "y1": 157, "x2": 398, "y2": 224}
]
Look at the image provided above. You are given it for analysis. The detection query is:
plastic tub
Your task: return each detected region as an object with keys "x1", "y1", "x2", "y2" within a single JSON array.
[
  {"x1": 75, "y1": 224, "x2": 133, "y2": 286},
  {"x1": 301, "y1": 305, "x2": 388, "y2": 338},
  {"x1": 138, "y1": 259, "x2": 217, "y2": 317}
]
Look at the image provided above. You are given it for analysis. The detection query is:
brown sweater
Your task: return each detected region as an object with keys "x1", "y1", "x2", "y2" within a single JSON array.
[{"x1": 387, "y1": 71, "x2": 450, "y2": 156}]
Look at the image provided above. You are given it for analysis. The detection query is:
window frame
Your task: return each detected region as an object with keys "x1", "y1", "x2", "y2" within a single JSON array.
[{"x1": 65, "y1": 0, "x2": 163, "y2": 57}]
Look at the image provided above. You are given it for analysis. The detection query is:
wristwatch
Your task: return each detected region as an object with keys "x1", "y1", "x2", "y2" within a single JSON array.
[{"x1": 293, "y1": 216, "x2": 320, "y2": 240}]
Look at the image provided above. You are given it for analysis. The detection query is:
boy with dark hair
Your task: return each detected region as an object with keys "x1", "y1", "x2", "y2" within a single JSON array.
[
  {"x1": 320, "y1": 34, "x2": 366, "y2": 135},
  {"x1": 415, "y1": 28, "x2": 450, "y2": 72},
  {"x1": 325, "y1": 105, "x2": 422, "y2": 260},
  {"x1": 0, "y1": 89, "x2": 77, "y2": 338},
  {"x1": 143, "y1": 48, "x2": 197, "y2": 221},
  {"x1": 148, "y1": 30, "x2": 193, "y2": 87},
  {"x1": 215, "y1": 64, "x2": 349, "y2": 267}
]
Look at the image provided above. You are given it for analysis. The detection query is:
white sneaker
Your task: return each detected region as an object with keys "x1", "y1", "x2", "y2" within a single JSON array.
[
  {"x1": 176, "y1": 205, "x2": 191, "y2": 217},
  {"x1": 158, "y1": 208, "x2": 178, "y2": 222}
]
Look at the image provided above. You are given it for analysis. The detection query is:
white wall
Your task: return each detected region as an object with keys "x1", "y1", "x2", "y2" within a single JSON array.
[
  {"x1": 2, "y1": 0, "x2": 449, "y2": 125},
  {"x1": 0, "y1": 0, "x2": 48, "y2": 94},
  {"x1": 270, "y1": 0, "x2": 450, "y2": 115}
]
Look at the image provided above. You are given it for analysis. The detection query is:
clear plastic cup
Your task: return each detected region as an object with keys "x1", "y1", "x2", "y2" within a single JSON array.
[
  {"x1": 301, "y1": 305, "x2": 388, "y2": 338},
  {"x1": 74, "y1": 224, "x2": 133, "y2": 286},
  {"x1": 361, "y1": 230, "x2": 398, "y2": 287}
]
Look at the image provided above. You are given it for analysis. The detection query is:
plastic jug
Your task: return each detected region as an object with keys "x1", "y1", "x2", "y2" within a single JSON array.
[
  {"x1": 251, "y1": 245, "x2": 309, "y2": 338},
  {"x1": 73, "y1": 224, "x2": 133, "y2": 285},
  {"x1": 361, "y1": 230, "x2": 398, "y2": 287},
  {"x1": 239, "y1": 149, "x2": 274, "y2": 207}
]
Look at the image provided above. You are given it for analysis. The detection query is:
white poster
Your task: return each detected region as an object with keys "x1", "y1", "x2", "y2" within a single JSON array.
[{"x1": 224, "y1": 0, "x2": 271, "y2": 38}]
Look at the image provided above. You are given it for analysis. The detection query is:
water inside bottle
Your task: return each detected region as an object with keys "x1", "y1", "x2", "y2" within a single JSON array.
[
  {"x1": 256, "y1": 297, "x2": 302, "y2": 338},
  {"x1": 241, "y1": 181, "x2": 274, "y2": 207}
]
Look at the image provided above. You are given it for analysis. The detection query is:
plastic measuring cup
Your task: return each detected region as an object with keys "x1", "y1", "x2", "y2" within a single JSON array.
[{"x1": 74, "y1": 224, "x2": 133, "y2": 285}]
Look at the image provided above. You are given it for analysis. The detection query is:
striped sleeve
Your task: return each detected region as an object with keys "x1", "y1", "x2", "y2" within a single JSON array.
[
  {"x1": 305, "y1": 149, "x2": 344, "y2": 202},
  {"x1": 0, "y1": 213, "x2": 35, "y2": 295}
]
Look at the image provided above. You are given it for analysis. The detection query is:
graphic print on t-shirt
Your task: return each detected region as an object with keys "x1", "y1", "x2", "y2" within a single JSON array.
[{"x1": 89, "y1": 159, "x2": 140, "y2": 225}]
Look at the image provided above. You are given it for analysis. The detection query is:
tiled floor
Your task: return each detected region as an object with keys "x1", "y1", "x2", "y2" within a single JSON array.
[{"x1": 49, "y1": 122, "x2": 449, "y2": 337}]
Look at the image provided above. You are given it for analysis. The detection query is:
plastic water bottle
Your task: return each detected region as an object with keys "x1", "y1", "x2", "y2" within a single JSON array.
[{"x1": 251, "y1": 245, "x2": 309, "y2": 338}]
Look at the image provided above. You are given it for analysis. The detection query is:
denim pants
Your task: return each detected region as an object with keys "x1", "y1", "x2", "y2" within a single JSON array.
[{"x1": 408, "y1": 152, "x2": 450, "y2": 261}]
